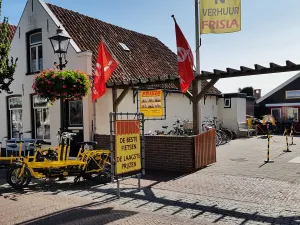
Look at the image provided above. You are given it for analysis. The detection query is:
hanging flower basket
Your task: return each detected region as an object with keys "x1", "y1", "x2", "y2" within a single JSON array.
[{"x1": 32, "y1": 69, "x2": 91, "y2": 104}]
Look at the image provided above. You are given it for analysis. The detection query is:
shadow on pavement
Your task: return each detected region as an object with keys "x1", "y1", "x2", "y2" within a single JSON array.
[
  {"x1": 16, "y1": 204, "x2": 138, "y2": 225},
  {"x1": 2, "y1": 169, "x2": 300, "y2": 224},
  {"x1": 3, "y1": 180, "x2": 299, "y2": 225}
]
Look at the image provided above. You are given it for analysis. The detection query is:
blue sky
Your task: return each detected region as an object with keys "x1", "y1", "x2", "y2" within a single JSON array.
[{"x1": 2, "y1": 0, "x2": 300, "y2": 96}]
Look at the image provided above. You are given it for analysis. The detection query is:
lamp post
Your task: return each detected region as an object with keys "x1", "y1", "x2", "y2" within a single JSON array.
[
  {"x1": 49, "y1": 27, "x2": 71, "y2": 132},
  {"x1": 49, "y1": 26, "x2": 71, "y2": 70}
]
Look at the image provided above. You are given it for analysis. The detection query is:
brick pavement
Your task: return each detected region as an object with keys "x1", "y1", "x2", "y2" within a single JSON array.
[{"x1": 1, "y1": 136, "x2": 300, "y2": 224}]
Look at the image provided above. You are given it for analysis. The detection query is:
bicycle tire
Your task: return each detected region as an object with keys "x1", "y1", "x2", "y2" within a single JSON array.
[
  {"x1": 216, "y1": 131, "x2": 222, "y2": 146},
  {"x1": 221, "y1": 128, "x2": 233, "y2": 142},
  {"x1": 6, "y1": 164, "x2": 32, "y2": 189},
  {"x1": 218, "y1": 130, "x2": 228, "y2": 145}
]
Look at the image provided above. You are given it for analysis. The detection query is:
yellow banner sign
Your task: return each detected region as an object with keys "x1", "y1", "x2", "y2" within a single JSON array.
[
  {"x1": 200, "y1": 0, "x2": 241, "y2": 34},
  {"x1": 140, "y1": 90, "x2": 163, "y2": 117},
  {"x1": 115, "y1": 120, "x2": 141, "y2": 175}
]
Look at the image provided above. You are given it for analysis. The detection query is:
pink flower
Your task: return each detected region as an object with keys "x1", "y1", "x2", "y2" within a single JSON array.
[{"x1": 63, "y1": 85, "x2": 66, "y2": 88}]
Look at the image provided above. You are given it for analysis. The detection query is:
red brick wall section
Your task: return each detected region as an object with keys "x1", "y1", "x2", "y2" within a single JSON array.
[{"x1": 94, "y1": 134, "x2": 195, "y2": 172}]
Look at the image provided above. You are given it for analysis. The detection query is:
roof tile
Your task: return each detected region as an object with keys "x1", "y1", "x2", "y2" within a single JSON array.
[{"x1": 46, "y1": 3, "x2": 220, "y2": 94}]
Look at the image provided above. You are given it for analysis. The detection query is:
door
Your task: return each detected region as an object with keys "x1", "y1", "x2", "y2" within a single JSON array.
[{"x1": 64, "y1": 99, "x2": 84, "y2": 157}]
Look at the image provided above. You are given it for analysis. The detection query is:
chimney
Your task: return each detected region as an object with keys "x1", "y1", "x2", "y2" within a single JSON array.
[{"x1": 253, "y1": 89, "x2": 261, "y2": 100}]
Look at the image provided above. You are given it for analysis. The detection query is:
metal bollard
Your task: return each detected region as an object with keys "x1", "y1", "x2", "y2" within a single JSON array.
[
  {"x1": 284, "y1": 134, "x2": 292, "y2": 152},
  {"x1": 265, "y1": 132, "x2": 274, "y2": 163}
]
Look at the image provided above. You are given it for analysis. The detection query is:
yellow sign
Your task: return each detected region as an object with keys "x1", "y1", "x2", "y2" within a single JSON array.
[
  {"x1": 140, "y1": 90, "x2": 163, "y2": 117},
  {"x1": 200, "y1": 0, "x2": 241, "y2": 34},
  {"x1": 115, "y1": 120, "x2": 141, "y2": 175}
]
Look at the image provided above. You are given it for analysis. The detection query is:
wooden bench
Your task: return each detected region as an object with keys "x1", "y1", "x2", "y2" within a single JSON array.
[{"x1": 237, "y1": 122, "x2": 257, "y2": 137}]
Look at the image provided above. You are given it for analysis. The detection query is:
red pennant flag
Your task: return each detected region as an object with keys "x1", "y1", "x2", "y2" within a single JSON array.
[
  {"x1": 173, "y1": 18, "x2": 195, "y2": 93},
  {"x1": 92, "y1": 40, "x2": 118, "y2": 101}
]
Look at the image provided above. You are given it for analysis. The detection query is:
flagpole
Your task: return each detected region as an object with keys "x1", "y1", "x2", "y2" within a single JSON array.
[{"x1": 193, "y1": 0, "x2": 201, "y2": 134}]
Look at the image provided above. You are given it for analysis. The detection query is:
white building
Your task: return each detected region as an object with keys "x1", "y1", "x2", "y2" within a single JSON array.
[{"x1": 1, "y1": 0, "x2": 248, "y2": 156}]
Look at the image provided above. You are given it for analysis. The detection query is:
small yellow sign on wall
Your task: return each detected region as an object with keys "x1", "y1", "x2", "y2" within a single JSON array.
[
  {"x1": 139, "y1": 90, "x2": 163, "y2": 117},
  {"x1": 115, "y1": 120, "x2": 141, "y2": 175}
]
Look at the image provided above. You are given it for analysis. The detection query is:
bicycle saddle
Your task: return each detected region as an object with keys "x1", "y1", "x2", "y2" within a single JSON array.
[{"x1": 162, "y1": 126, "x2": 168, "y2": 129}]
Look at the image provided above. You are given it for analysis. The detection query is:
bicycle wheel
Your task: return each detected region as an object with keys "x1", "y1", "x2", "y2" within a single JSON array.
[
  {"x1": 218, "y1": 130, "x2": 228, "y2": 145},
  {"x1": 221, "y1": 128, "x2": 233, "y2": 142},
  {"x1": 216, "y1": 131, "x2": 222, "y2": 146},
  {"x1": 6, "y1": 164, "x2": 32, "y2": 189}
]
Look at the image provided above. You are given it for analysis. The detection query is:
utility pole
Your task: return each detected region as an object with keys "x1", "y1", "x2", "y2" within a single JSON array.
[{"x1": 193, "y1": 0, "x2": 201, "y2": 134}]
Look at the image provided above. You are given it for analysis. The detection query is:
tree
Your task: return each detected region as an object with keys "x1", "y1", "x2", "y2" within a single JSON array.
[
  {"x1": 238, "y1": 86, "x2": 254, "y2": 96},
  {"x1": 0, "y1": 0, "x2": 17, "y2": 94}
]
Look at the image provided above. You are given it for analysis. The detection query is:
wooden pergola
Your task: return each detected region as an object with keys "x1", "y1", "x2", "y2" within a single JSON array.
[{"x1": 108, "y1": 60, "x2": 300, "y2": 134}]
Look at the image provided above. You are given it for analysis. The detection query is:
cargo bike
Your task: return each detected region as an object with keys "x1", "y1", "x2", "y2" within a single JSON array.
[{"x1": 3, "y1": 129, "x2": 111, "y2": 189}]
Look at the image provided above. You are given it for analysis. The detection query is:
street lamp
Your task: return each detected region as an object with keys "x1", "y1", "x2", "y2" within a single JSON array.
[
  {"x1": 49, "y1": 27, "x2": 71, "y2": 133},
  {"x1": 49, "y1": 26, "x2": 71, "y2": 70}
]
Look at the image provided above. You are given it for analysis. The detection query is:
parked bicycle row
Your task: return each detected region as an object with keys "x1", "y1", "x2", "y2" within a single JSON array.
[
  {"x1": 201, "y1": 117, "x2": 237, "y2": 147},
  {"x1": 146, "y1": 118, "x2": 193, "y2": 136},
  {"x1": 145, "y1": 117, "x2": 237, "y2": 146}
]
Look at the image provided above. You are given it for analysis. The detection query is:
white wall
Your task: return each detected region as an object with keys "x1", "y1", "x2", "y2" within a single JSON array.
[
  {"x1": 95, "y1": 90, "x2": 218, "y2": 135},
  {"x1": 218, "y1": 97, "x2": 246, "y2": 131},
  {"x1": 0, "y1": 0, "x2": 90, "y2": 146}
]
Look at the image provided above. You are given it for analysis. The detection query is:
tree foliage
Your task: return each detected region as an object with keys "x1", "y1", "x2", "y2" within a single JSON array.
[
  {"x1": 0, "y1": 0, "x2": 18, "y2": 94},
  {"x1": 238, "y1": 86, "x2": 254, "y2": 96}
]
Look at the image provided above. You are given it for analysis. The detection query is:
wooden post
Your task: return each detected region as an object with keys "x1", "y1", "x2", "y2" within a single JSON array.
[{"x1": 112, "y1": 87, "x2": 118, "y2": 112}]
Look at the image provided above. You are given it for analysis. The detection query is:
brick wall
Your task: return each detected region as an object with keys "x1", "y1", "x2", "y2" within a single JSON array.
[{"x1": 94, "y1": 134, "x2": 195, "y2": 172}]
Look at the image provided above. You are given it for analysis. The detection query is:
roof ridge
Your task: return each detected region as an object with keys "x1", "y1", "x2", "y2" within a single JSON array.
[{"x1": 46, "y1": 3, "x2": 158, "y2": 40}]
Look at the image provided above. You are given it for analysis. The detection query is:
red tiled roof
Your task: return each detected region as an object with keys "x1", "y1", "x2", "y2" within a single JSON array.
[
  {"x1": 0, "y1": 23, "x2": 17, "y2": 41},
  {"x1": 7, "y1": 24, "x2": 17, "y2": 41},
  {"x1": 46, "y1": 3, "x2": 221, "y2": 94}
]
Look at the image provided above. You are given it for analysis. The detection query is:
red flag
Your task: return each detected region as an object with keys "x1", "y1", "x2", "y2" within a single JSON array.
[
  {"x1": 173, "y1": 19, "x2": 195, "y2": 93},
  {"x1": 92, "y1": 40, "x2": 118, "y2": 101}
]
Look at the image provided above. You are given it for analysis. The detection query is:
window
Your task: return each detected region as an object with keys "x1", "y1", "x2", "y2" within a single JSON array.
[
  {"x1": 224, "y1": 98, "x2": 231, "y2": 108},
  {"x1": 8, "y1": 96, "x2": 23, "y2": 138},
  {"x1": 27, "y1": 30, "x2": 43, "y2": 74},
  {"x1": 286, "y1": 90, "x2": 300, "y2": 99},
  {"x1": 119, "y1": 42, "x2": 130, "y2": 51},
  {"x1": 287, "y1": 108, "x2": 298, "y2": 122},
  {"x1": 271, "y1": 108, "x2": 281, "y2": 120},
  {"x1": 68, "y1": 100, "x2": 83, "y2": 126},
  {"x1": 33, "y1": 95, "x2": 50, "y2": 139}
]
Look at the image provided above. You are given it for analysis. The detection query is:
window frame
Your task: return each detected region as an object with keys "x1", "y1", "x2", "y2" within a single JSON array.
[
  {"x1": 287, "y1": 107, "x2": 299, "y2": 122},
  {"x1": 286, "y1": 90, "x2": 300, "y2": 99},
  {"x1": 271, "y1": 108, "x2": 281, "y2": 119},
  {"x1": 68, "y1": 100, "x2": 83, "y2": 127},
  {"x1": 26, "y1": 28, "x2": 43, "y2": 75},
  {"x1": 224, "y1": 98, "x2": 231, "y2": 108},
  {"x1": 6, "y1": 95, "x2": 23, "y2": 139},
  {"x1": 31, "y1": 94, "x2": 50, "y2": 140}
]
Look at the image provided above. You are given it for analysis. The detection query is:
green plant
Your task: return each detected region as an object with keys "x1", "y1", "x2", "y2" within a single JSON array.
[
  {"x1": 32, "y1": 69, "x2": 90, "y2": 104},
  {"x1": 0, "y1": 0, "x2": 18, "y2": 94}
]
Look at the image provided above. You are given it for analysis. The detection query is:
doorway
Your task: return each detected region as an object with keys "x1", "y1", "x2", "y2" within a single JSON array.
[{"x1": 62, "y1": 99, "x2": 84, "y2": 157}]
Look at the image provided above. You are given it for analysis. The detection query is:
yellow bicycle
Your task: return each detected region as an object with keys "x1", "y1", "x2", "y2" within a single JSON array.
[{"x1": 5, "y1": 130, "x2": 111, "y2": 189}]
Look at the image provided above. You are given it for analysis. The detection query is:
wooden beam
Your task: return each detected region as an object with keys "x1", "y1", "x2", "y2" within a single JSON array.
[
  {"x1": 286, "y1": 60, "x2": 296, "y2": 67},
  {"x1": 226, "y1": 67, "x2": 239, "y2": 73},
  {"x1": 115, "y1": 87, "x2": 131, "y2": 106},
  {"x1": 173, "y1": 80, "x2": 194, "y2": 102},
  {"x1": 112, "y1": 87, "x2": 118, "y2": 112},
  {"x1": 195, "y1": 78, "x2": 219, "y2": 103},
  {"x1": 254, "y1": 64, "x2": 267, "y2": 70}
]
